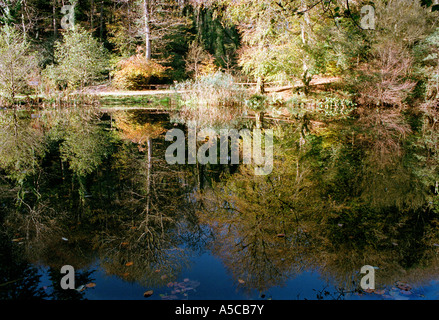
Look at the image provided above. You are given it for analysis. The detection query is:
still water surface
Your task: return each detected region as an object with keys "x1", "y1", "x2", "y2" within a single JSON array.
[{"x1": 2, "y1": 106, "x2": 439, "y2": 300}]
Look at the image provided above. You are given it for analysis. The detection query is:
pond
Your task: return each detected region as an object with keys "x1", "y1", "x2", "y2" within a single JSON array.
[{"x1": 2, "y1": 104, "x2": 439, "y2": 301}]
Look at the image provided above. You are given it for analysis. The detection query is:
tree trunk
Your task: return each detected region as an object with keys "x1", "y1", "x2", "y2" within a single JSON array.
[
  {"x1": 145, "y1": 137, "x2": 152, "y2": 215},
  {"x1": 143, "y1": 0, "x2": 152, "y2": 60},
  {"x1": 90, "y1": 0, "x2": 94, "y2": 31},
  {"x1": 99, "y1": 1, "x2": 104, "y2": 41},
  {"x1": 255, "y1": 112, "x2": 264, "y2": 129},
  {"x1": 53, "y1": 0, "x2": 57, "y2": 39},
  {"x1": 256, "y1": 76, "x2": 265, "y2": 94},
  {"x1": 300, "y1": 0, "x2": 310, "y2": 73}
]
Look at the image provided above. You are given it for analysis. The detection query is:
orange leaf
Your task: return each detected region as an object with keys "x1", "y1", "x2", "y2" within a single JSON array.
[
  {"x1": 143, "y1": 290, "x2": 154, "y2": 298},
  {"x1": 125, "y1": 261, "x2": 134, "y2": 266}
]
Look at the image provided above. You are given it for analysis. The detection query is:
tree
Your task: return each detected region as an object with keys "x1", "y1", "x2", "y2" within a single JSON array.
[
  {"x1": 217, "y1": 0, "x2": 330, "y2": 92},
  {"x1": 0, "y1": 24, "x2": 37, "y2": 102},
  {"x1": 347, "y1": 0, "x2": 438, "y2": 107},
  {"x1": 108, "y1": 0, "x2": 190, "y2": 59},
  {"x1": 44, "y1": 26, "x2": 108, "y2": 89}
]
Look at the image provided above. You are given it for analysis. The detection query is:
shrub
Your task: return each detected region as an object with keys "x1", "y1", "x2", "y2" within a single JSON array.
[
  {"x1": 112, "y1": 55, "x2": 169, "y2": 90},
  {"x1": 172, "y1": 72, "x2": 246, "y2": 127}
]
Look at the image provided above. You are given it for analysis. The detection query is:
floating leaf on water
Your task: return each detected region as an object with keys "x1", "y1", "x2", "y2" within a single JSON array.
[
  {"x1": 62, "y1": 237, "x2": 68, "y2": 241},
  {"x1": 183, "y1": 278, "x2": 189, "y2": 282},
  {"x1": 154, "y1": 269, "x2": 161, "y2": 273},
  {"x1": 85, "y1": 283, "x2": 96, "y2": 288},
  {"x1": 12, "y1": 238, "x2": 24, "y2": 242},
  {"x1": 143, "y1": 290, "x2": 154, "y2": 298},
  {"x1": 75, "y1": 285, "x2": 85, "y2": 292},
  {"x1": 238, "y1": 279, "x2": 245, "y2": 284},
  {"x1": 374, "y1": 289, "x2": 385, "y2": 295},
  {"x1": 337, "y1": 224, "x2": 343, "y2": 227},
  {"x1": 167, "y1": 282, "x2": 174, "y2": 287},
  {"x1": 125, "y1": 261, "x2": 133, "y2": 267},
  {"x1": 364, "y1": 288, "x2": 374, "y2": 294},
  {"x1": 122, "y1": 272, "x2": 129, "y2": 277},
  {"x1": 161, "y1": 275, "x2": 167, "y2": 280},
  {"x1": 121, "y1": 242, "x2": 129, "y2": 246}
]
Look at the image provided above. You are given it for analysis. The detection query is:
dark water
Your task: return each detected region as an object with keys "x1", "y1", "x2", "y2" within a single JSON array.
[{"x1": 2, "y1": 106, "x2": 439, "y2": 300}]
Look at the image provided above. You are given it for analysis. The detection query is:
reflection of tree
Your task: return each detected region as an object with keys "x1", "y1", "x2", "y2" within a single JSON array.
[
  {"x1": 0, "y1": 109, "x2": 46, "y2": 200},
  {"x1": 196, "y1": 123, "x2": 322, "y2": 293},
  {"x1": 0, "y1": 107, "x2": 216, "y2": 298},
  {"x1": 114, "y1": 110, "x2": 166, "y2": 215},
  {"x1": 92, "y1": 111, "x2": 207, "y2": 287},
  {"x1": 197, "y1": 119, "x2": 439, "y2": 294}
]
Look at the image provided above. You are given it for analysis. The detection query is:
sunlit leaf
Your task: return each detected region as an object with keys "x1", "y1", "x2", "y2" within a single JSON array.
[{"x1": 143, "y1": 290, "x2": 154, "y2": 298}]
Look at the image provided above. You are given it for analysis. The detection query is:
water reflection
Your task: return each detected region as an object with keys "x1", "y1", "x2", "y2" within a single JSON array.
[{"x1": 1, "y1": 105, "x2": 439, "y2": 299}]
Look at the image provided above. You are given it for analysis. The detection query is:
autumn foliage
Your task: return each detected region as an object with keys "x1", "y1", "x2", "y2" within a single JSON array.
[{"x1": 112, "y1": 54, "x2": 169, "y2": 90}]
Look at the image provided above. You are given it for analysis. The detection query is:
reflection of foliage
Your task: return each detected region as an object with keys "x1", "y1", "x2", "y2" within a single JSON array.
[
  {"x1": 196, "y1": 124, "x2": 321, "y2": 293},
  {"x1": 5, "y1": 107, "x2": 439, "y2": 299},
  {"x1": 114, "y1": 111, "x2": 166, "y2": 150},
  {"x1": 0, "y1": 110, "x2": 45, "y2": 184},
  {"x1": 48, "y1": 107, "x2": 112, "y2": 177},
  {"x1": 0, "y1": 108, "x2": 210, "y2": 299},
  {"x1": 197, "y1": 117, "x2": 439, "y2": 293},
  {"x1": 97, "y1": 223, "x2": 191, "y2": 288}
]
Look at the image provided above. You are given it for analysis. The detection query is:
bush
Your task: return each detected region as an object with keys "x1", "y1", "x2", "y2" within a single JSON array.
[
  {"x1": 172, "y1": 72, "x2": 246, "y2": 127},
  {"x1": 112, "y1": 55, "x2": 169, "y2": 90},
  {"x1": 173, "y1": 71, "x2": 244, "y2": 108}
]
